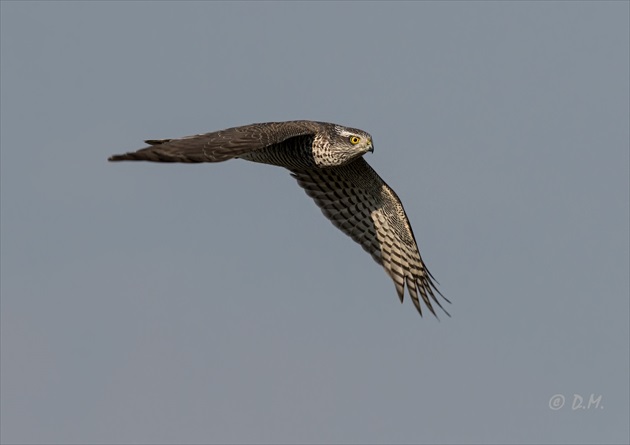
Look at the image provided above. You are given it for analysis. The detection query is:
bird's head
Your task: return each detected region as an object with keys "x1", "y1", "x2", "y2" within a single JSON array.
[{"x1": 313, "y1": 125, "x2": 373, "y2": 167}]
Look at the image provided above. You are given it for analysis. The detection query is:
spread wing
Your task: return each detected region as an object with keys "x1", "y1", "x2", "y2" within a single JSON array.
[
  {"x1": 291, "y1": 158, "x2": 450, "y2": 317},
  {"x1": 108, "y1": 120, "x2": 323, "y2": 163}
]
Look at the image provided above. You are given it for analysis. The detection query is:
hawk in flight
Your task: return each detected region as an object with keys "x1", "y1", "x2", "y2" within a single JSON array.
[{"x1": 109, "y1": 121, "x2": 449, "y2": 317}]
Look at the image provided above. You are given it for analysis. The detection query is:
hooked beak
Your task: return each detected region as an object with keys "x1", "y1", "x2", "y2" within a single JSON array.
[{"x1": 367, "y1": 139, "x2": 374, "y2": 153}]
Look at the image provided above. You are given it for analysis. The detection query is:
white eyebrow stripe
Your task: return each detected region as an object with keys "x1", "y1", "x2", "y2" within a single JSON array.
[{"x1": 336, "y1": 127, "x2": 357, "y2": 137}]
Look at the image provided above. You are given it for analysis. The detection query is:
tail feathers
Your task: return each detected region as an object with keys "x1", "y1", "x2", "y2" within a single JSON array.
[
  {"x1": 107, "y1": 151, "x2": 167, "y2": 162},
  {"x1": 144, "y1": 139, "x2": 172, "y2": 146},
  {"x1": 107, "y1": 147, "x2": 199, "y2": 163},
  {"x1": 108, "y1": 145, "x2": 211, "y2": 163}
]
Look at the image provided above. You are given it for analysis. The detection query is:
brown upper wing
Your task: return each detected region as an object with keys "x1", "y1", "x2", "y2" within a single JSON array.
[
  {"x1": 108, "y1": 120, "x2": 324, "y2": 163},
  {"x1": 291, "y1": 158, "x2": 449, "y2": 317}
]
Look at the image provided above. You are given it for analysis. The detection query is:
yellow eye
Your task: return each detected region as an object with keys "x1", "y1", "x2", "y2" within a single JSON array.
[{"x1": 349, "y1": 136, "x2": 361, "y2": 145}]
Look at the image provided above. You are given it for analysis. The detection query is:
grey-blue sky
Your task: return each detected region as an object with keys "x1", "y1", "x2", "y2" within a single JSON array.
[{"x1": 1, "y1": 2, "x2": 628, "y2": 444}]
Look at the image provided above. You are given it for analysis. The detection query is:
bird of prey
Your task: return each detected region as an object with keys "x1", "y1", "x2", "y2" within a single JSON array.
[{"x1": 109, "y1": 120, "x2": 449, "y2": 317}]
